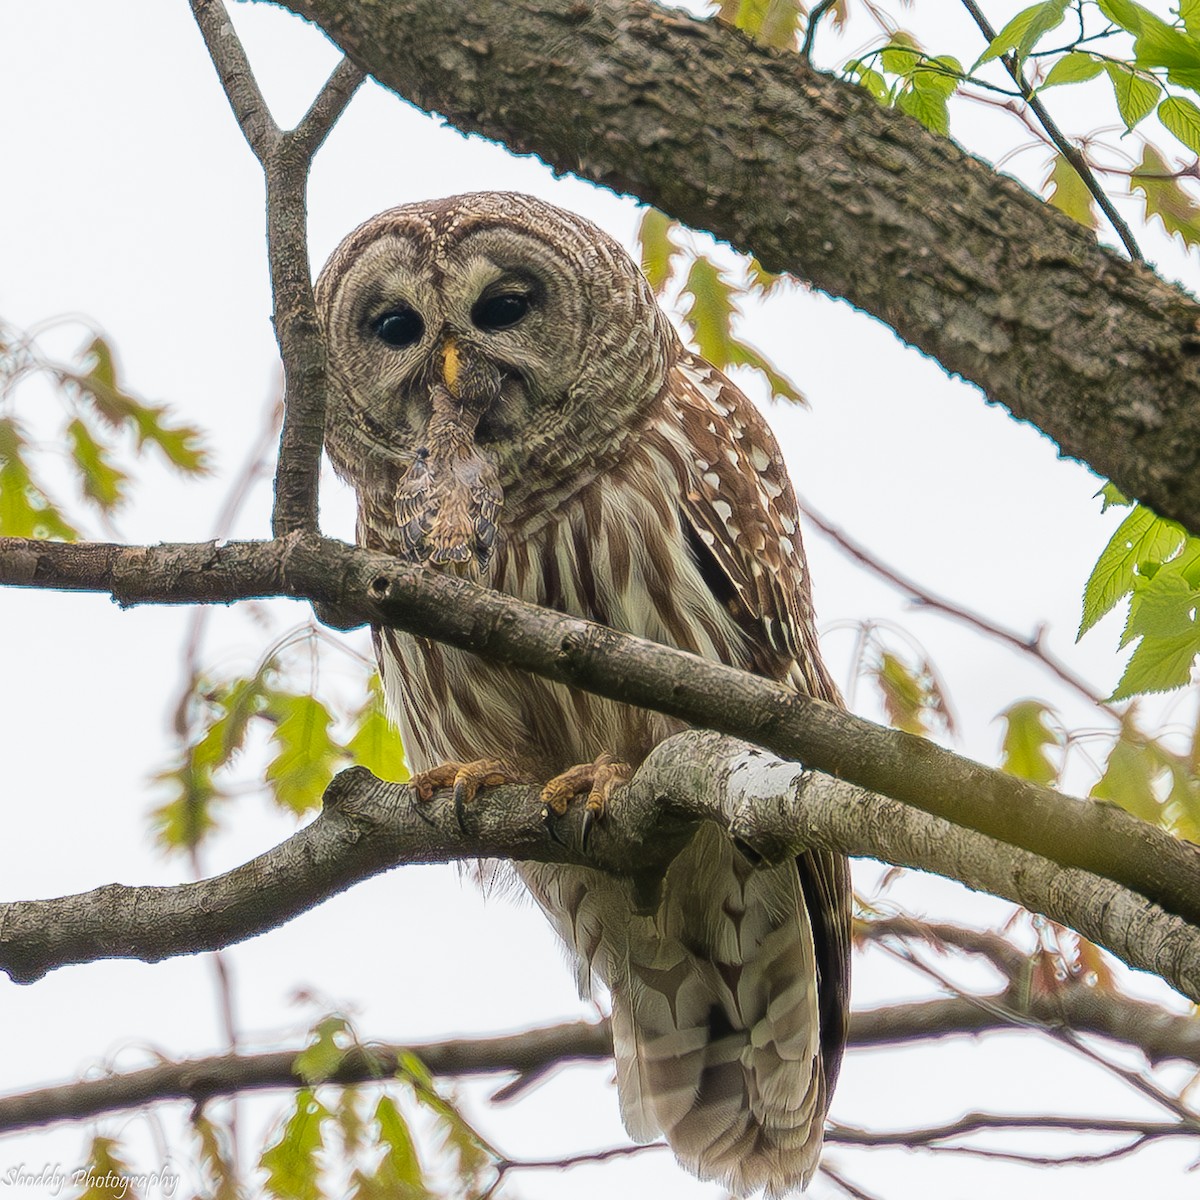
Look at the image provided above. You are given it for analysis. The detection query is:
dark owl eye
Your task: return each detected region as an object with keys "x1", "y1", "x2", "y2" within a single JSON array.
[
  {"x1": 373, "y1": 306, "x2": 424, "y2": 348},
  {"x1": 472, "y1": 292, "x2": 531, "y2": 331}
]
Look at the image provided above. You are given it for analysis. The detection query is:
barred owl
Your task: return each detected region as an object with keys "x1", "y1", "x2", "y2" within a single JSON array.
[{"x1": 316, "y1": 193, "x2": 850, "y2": 1196}]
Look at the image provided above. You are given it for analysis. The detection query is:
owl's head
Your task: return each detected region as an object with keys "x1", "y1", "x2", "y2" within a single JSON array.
[{"x1": 316, "y1": 192, "x2": 676, "y2": 518}]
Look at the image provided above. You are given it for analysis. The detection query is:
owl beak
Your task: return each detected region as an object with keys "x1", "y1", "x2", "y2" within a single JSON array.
[
  {"x1": 438, "y1": 335, "x2": 502, "y2": 413},
  {"x1": 441, "y1": 337, "x2": 463, "y2": 395}
]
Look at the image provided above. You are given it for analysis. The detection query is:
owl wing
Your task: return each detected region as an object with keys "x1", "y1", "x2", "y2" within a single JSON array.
[{"x1": 655, "y1": 350, "x2": 852, "y2": 1098}]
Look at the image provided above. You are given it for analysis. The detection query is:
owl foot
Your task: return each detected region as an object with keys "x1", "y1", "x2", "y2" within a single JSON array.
[
  {"x1": 540, "y1": 753, "x2": 633, "y2": 847},
  {"x1": 411, "y1": 758, "x2": 516, "y2": 832}
]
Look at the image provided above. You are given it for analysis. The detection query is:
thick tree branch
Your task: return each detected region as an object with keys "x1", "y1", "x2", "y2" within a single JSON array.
[
  {"x1": 191, "y1": 0, "x2": 363, "y2": 536},
  {"x1": 5, "y1": 533, "x2": 1200, "y2": 938},
  {"x1": 4, "y1": 722, "x2": 1200, "y2": 1004},
  {"x1": 268, "y1": 0, "x2": 1200, "y2": 531}
]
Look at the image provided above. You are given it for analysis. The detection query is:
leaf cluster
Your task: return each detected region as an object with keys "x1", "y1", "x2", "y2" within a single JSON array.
[
  {"x1": 153, "y1": 663, "x2": 406, "y2": 853},
  {"x1": 0, "y1": 323, "x2": 208, "y2": 539}
]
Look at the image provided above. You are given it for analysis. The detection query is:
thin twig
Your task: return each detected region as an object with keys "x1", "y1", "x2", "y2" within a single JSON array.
[
  {"x1": 878, "y1": 937, "x2": 1200, "y2": 1131},
  {"x1": 795, "y1": 493, "x2": 1117, "y2": 715},
  {"x1": 189, "y1": 0, "x2": 364, "y2": 537},
  {"x1": 959, "y1": 0, "x2": 1143, "y2": 261},
  {"x1": 801, "y1": 0, "x2": 839, "y2": 61},
  {"x1": 819, "y1": 1162, "x2": 887, "y2": 1200}
]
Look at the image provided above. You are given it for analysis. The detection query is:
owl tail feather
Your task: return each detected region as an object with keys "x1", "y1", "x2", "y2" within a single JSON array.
[{"x1": 608, "y1": 825, "x2": 827, "y2": 1198}]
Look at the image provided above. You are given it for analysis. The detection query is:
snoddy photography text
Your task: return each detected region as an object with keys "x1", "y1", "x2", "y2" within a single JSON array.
[{"x1": 2, "y1": 1163, "x2": 180, "y2": 1197}]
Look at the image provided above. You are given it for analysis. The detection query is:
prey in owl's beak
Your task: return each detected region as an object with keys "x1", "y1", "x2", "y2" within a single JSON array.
[{"x1": 394, "y1": 337, "x2": 504, "y2": 570}]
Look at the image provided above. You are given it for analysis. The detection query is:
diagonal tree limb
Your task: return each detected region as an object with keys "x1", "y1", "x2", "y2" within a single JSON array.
[
  {"x1": 265, "y1": 0, "x2": 1200, "y2": 533},
  {"x1": 4, "y1": 533, "x2": 1200, "y2": 938}
]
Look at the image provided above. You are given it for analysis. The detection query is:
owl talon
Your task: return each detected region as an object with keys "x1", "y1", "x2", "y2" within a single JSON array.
[
  {"x1": 410, "y1": 758, "x2": 515, "y2": 830},
  {"x1": 540, "y1": 754, "x2": 632, "y2": 844}
]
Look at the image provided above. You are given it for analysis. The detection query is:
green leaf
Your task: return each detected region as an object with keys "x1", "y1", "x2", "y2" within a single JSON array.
[
  {"x1": 149, "y1": 757, "x2": 225, "y2": 851},
  {"x1": 846, "y1": 59, "x2": 890, "y2": 103},
  {"x1": 680, "y1": 254, "x2": 806, "y2": 405},
  {"x1": 1091, "y1": 730, "x2": 1162, "y2": 821},
  {"x1": 637, "y1": 208, "x2": 678, "y2": 296},
  {"x1": 974, "y1": 0, "x2": 1069, "y2": 68},
  {"x1": 1079, "y1": 503, "x2": 1186, "y2": 638},
  {"x1": 882, "y1": 32, "x2": 922, "y2": 76},
  {"x1": 74, "y1": 1136, "x2": 144, "y2": 1200},
  {"x1": 746, "y1": 256, "x2": 786, "y2": 295},
  {"x1": 726, "y1": 0, "x2": 804, "y2": 48},
  {"x1": 681, "y1": 255, "x2": 738, "y2": 362},
  {"x1": 1131, "y1": 144, "x2": 1200, "y2": 249},
  {"x1": 1096, "y1": 481, "x2": 1131, "y2": 512},
  {"x1": 1183, "y1": 0, "x2": 1200, "y2": 38},
  {"x1": 1103, "y1": 60, "x2": 1162, "y2": 128},
  {"x1": 294, "y1": 1015, "x2": 353, "y2": 1084},
  {"x1": 898, "y1": 80, "x2": 950, "y2": 135},
  {"x1": 363, "y1": 1095, "x2": 430, "y2": 1197},
  {"x1": 1044, "y1": 154, "x2": 1098, "y2": 228},
  {"x1": 0, "y1": 417, "x2": 78, "y2": 539},
  {"x1": 1159, "y1": 94, "x2": 1200, "y2": 154},
  {"x1": 73, "y1": 337, "x2": 211, "y2": 475},
  {"x1": 265, "y1": 692, "x2": 343, "y2": 815},
  {"x1": 1122, "y1": 565, "x2": 1200, "y2": 646},
  {"x1": 1041, "y1": 51, "x2": 1105, "y2": 87},
  {"x1": 66, "y1": 417, "x2": 127, "y2": 511},
  {"x1": 346, "y1": 675, "x2": 409, "y2": 782},
  {"x1": 1110, "y1": 624, "x2": 1200, "y2": 698},
  {"x1": 912, "y1": 55, "x2": 965, "y2": 99},
  {"x1": 399, "y1": 1055, "x2": 495, "y2": 1185},
  {"x1": 875, "y1": 652, "x2": 928, "y2": 736},
  {"x1": 873, "y1": 652, "x2": 954, "y2": 738},
  {"x1": 260, "y1": 1090, "x2": 331, "y2": 1200},
  {"x1": 999, "y1": 700, "x2": 1062, "y2": 786}
]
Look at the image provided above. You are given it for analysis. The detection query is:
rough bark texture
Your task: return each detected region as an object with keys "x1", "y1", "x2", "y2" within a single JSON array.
[
  {"x1": 5, "y1": 718, "x2": 1200, "y2": 1005},
  {"x1": 7, "y1": 533, "x2": 1200, "y2": 935},
  {"x1": 270, "y1": 0, "x2": 1200, "y2": 531}
]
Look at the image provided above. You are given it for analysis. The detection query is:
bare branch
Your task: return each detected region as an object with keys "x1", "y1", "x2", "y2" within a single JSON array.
[
  {"x1": 828, "y1": 1112, "x2": 1191, "y2": 1147},
  {"x1": 795, "y1": 495, "x2": 1114, "y2": 714},
  {"x1": 0, "y1": 1021, "x2": 612, "y2": 1134},
  {"x1": 856, "y1": 914, "x2": 1028, "y2": 977},
  {"x1": 190, "y1": 0, "x2": 364, "y2": 538},
  {"x1": 3, "y1": 722, "x2": 1200, "y2": 1004},
  {"x1": 4, "y1": 533, "x2": 1200, "y2": 947},
  {"x1": 851, "y1": 990, "x2": 1200, "y2": 1068},
  {"x1": 7, "y1": 981, "x2": 1200, "y2": 1136},
  {"x1": 190, "y1": 0, "x2": 279, "y2": 159}
]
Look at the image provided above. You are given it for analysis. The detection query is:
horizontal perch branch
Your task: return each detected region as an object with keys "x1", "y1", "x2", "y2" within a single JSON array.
[
  {"x1": 3, "y1": 722, "x2": 1200, "y2": 1003},
  {"x1": 4, "y1": 532, "x2": 1200, "y2": 940}
]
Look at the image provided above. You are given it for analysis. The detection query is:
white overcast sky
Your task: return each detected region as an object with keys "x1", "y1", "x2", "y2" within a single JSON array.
[{"x1": 2, "y1": 2, "x2": 1199, "y2": 1198}]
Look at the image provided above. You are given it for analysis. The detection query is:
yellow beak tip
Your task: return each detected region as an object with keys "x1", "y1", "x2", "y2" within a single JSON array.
[{"x1": 442, "y1": 340, "x2": 461, "y2": 393}]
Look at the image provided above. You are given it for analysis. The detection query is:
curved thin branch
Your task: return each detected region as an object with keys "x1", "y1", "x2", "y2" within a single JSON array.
[
  {"x1": 795, "y1": 495, "x2": 1114, "y2": 714},
  {"x1": 269, "y1": 0, "x2": 1200, "y2": 533},
  {"x1": 958, "y1": 0, "x2": 1143, "y2": 262}
]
